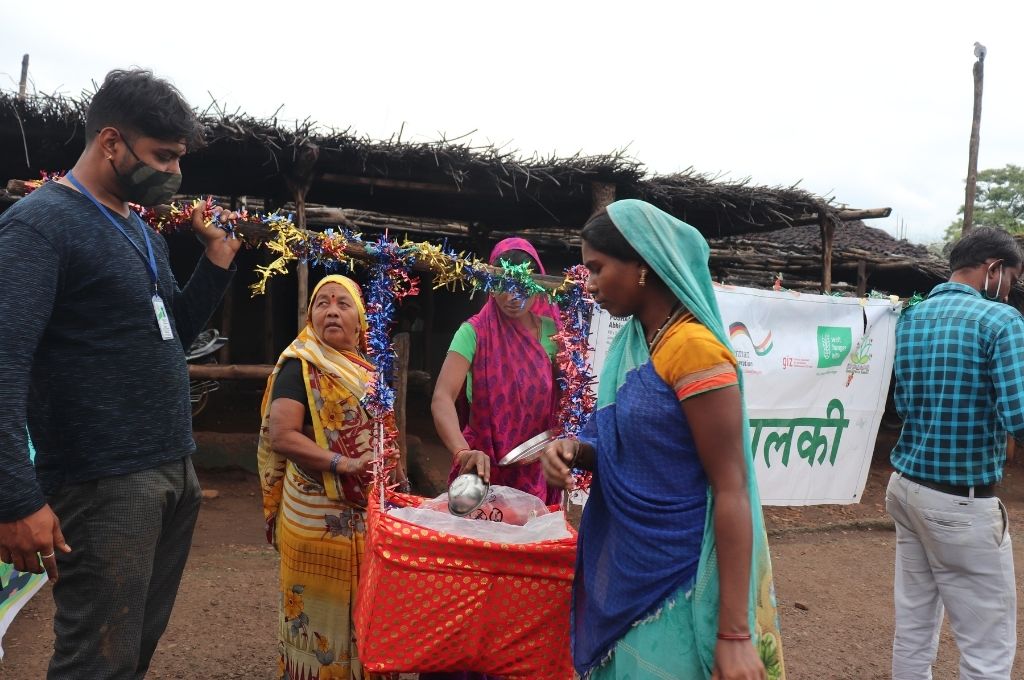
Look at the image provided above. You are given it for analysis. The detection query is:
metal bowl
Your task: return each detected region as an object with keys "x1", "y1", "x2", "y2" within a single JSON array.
[
  {"x1": 447, "y1": 473, "x2": 489, "y2": 516},
  {"x1": 498, "y1": 429, "x2": 558, "y2": 467}
]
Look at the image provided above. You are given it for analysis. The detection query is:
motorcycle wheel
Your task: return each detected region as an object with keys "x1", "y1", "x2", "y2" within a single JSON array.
[{"x1": 192, "y1": 389, "x2": 210, "y2": 418}]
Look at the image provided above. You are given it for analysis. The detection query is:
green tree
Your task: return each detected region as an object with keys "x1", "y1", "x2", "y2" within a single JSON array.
[{"x1": 944, "y1": 164, "x2": 1024, "y2": 241}]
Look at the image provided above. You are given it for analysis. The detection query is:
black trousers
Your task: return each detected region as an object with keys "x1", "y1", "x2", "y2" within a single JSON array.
[{"x1": 46, "y1": 456, "x2": 201, "y2": 680}]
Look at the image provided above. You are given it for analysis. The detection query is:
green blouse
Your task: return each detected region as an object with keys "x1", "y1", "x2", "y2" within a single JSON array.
[{"x1": 447, "y1": 317, "x2": 558, "y2": 402}]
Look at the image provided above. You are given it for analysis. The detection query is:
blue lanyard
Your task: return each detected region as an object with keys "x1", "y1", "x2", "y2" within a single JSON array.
[{"x1": 66, "y1": 171, "x2": 159, "y2": 292}]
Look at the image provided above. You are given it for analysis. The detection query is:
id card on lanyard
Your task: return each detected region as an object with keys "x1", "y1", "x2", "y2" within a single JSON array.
[{"x1": 66, "y1": 172, "x2": 175, "y2": 341}]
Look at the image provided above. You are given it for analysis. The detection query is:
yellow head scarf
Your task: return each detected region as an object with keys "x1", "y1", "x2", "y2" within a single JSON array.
[{"x1": 306, "y1": 274, "x2": 368, "y2": 347}]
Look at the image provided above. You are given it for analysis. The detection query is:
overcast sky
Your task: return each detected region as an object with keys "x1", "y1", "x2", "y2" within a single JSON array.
[{"x1": 2, "y1": 0, "x2": 1021, "y2": 243}]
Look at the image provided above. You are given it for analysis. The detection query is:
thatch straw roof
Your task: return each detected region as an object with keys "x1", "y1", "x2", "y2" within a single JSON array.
[{"x1": 0, "y1": 90, "x2": 861, "y2": 236}]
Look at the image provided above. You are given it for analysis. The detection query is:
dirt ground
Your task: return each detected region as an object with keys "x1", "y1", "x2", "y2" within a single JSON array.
[{"x1": 4, "y1": 449, "x2": 1024, "y2": 679}]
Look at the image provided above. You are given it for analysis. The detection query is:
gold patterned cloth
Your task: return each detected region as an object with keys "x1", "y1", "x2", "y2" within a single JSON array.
[{"x1": 257, "y1": 274, "x2": 394, "y2": 680}]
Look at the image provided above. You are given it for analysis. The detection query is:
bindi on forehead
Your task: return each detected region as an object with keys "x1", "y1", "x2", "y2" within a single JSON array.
[{"x1": 315, "y1": 288, "x2": 351, "y2": 304}]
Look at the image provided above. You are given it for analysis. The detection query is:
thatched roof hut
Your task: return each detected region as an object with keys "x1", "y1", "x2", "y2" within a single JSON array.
[
  {"x1": 706, "y1": 221, "x2": 948, "y2": 297},
  {"x1": 0, "y1": 91, "x2": 884, "y2": 239}
]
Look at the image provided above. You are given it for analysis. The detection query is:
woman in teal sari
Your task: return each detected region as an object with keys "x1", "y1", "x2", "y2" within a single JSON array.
[{"x1": 542, "y1": 200, "x2": 784, "y2": 680}]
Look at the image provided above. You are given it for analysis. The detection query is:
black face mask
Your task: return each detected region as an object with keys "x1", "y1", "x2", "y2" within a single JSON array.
[{"x1": 109, "y1": 133, "x2": 182, "y2": 206}]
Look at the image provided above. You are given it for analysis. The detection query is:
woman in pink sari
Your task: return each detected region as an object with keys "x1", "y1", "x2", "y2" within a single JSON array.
[
  {"x1": 432, "y1": 237, "x2": 562, "y2": 505},
  {"x1": 426, "y1": 238, "x2": 561, "y2": 680}
]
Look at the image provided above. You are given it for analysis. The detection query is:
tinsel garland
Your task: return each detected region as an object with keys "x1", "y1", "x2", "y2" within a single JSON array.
[
  {"x1": 250, "y1": 216, "x2": 564, "y2": 306},
  {"x1": 21, "y1": 172, "x2": 598, "y2": 494},
  {"x1": 20, "y1": 172, "x2": 243, "y2": 236},
  {"x1": 551, "y1": 265, "x2": 597, "y2": 494},
  {"x1": 358, "y1": 236, "x2": 419, "y2": 495}
]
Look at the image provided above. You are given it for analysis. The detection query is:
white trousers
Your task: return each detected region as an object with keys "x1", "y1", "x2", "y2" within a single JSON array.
[{"x1": 885, "y1": 472, "x2": 1016, "y2": 679}]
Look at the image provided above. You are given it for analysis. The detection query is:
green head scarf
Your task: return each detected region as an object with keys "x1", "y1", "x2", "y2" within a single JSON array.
[{"x1": 598, "y1": 199, "x2": 735, "y2": 407}]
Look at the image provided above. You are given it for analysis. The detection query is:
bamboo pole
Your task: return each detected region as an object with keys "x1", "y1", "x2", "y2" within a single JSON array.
[{"x1": 963, "y1": 45, "x2": 985, "y2": 234}]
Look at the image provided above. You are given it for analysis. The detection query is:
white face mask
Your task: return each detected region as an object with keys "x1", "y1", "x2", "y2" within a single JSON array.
[{"x1": 982, "y1": 260, "x2": 1006, "y2": 301}]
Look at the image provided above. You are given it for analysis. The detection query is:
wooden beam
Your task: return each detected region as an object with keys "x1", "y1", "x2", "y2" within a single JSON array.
[
  {"x1": 189, "y1": 364, "x2": 274, "y2": 380},
  {"x1": 837, "y1": 207, "x2": 892, "y2": 221},
  {"x1": 318, "y1": 173, "x2": 483, "y2": 196},
  {"x1": 303, "y1": 207, "x2": 470, "y2": 237},
  {"x1": 790, "y1": 207, "x2": 892, "y2": 227},
  {"x1": 820, "y1": 214, "x2": 835, "y2": 293}
]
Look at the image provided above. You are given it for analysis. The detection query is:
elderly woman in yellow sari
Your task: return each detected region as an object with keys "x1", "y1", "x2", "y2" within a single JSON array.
[{"x1": 258, "y1": 274, "x2": 403, "y2": 680}]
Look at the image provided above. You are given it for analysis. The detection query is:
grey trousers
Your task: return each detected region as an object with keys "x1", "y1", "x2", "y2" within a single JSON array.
[
  {"x1": 45, "y1": 456, "x2": 202, "y2": 680},
  {"x1": 886, "y1": 472, "x2": 1016, "y2": 679}
]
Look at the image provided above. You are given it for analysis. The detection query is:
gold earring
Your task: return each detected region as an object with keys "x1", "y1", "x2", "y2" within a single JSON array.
[{"x1": 639, "y1": 268, "x2": 647, "y2": 287}]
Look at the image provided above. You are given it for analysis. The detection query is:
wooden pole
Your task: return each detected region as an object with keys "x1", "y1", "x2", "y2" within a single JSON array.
[
  {"x1": 295, "y1": 190, "x2": 309, "y2": 334},
  {"x1": 392, "y1": 332, "x2": 411, "y2": 471},
  {"x1": 963, "y1": 47, "x2": 985, "y2": 234},
  {"x1": 263, "y1": 249, "x2": 276, "y2": 363},
  {"x1": 218, "y1": 285, "x2": 234, "y2": 364},
  {"x1": 214, "y1": 196, "x2": 241, "y2": 365},
  {"x1": 285, "y1": 143, "x2": 319, "y2": 331},
  {"x1": 420, "y1": 271, "x2": 435, "y2": 373},
  {"x1": 856, "y1": 259, "x2": 868, "y2": 297},
  {"x1": 18, "y1": 55, "x2": 28, "y2": 100},
  {"x1": 820, "y1": 214, "x2": 835, "y2": 293},
  {"x1": 590, "y1": 181, "x2": 617, "y2": 216}
]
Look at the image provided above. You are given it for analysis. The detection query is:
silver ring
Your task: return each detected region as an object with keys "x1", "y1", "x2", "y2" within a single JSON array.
[{"x1": 39, "y1": 551, "x2": 55, "y2": 559}]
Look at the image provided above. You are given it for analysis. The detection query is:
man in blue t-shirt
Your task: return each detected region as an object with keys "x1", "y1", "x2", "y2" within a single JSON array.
[
  {"x1": 0, "y1": 69, "x2": 240, "y2": 679},
  {"x1": 887, "y1": 226, "x2": 1024, "y2": 679}
]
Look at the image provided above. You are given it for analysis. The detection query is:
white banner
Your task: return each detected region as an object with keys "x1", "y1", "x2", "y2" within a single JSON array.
[{"x1": 587, "y1": 285, "x2": 900, "y2": 506}]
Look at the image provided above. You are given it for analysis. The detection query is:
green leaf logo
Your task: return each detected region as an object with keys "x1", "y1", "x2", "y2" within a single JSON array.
[{"x1": 817, "y1": 326, "x2": 852, "y2": 368}]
